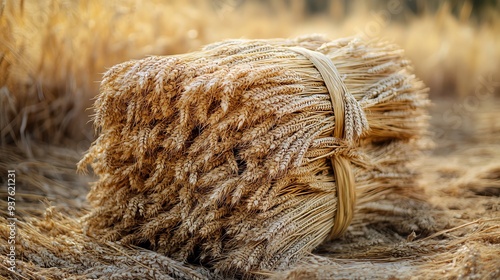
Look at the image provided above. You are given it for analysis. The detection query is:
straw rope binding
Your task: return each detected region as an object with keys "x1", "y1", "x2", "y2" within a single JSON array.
[{"x1": 288, "y1": 46, "x2": 367, "y2": 238}]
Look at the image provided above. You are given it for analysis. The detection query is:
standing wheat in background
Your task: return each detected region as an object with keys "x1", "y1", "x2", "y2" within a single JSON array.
[{"x1": 78, "y1": 34, "x2": 428, "y2": 278}]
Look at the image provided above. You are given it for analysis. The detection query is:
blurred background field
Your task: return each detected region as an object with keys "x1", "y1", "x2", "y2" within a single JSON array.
[
  {"x1": 1, "y1": 0, "x2": 499, "y2": 149},
  {"x1": 0, "y1": 0, "x2": 499, "y2": 279},
  {"x1": 0, "y1": 0, "x2": 500, "y2": 149}
]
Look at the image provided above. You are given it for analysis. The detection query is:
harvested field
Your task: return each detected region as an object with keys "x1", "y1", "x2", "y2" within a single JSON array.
[{"x1": 1, "y1": 0, "x2": 499, "y2": 279}]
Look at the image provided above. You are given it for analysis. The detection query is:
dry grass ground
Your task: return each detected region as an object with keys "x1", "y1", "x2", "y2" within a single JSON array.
[{"x1": 0, "y1": 0, "x2": 499, "y2": 279}]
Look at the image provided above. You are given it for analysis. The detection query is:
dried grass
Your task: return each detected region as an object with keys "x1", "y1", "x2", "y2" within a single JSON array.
[
  {"x1": 268, "y1": 218, "x2": 500, "y2": 280},
  {"x1": 76, "y1": 35, "x2": 428, "y2": 277},
  {"x1": 0, "y1": 144, "x2": 90, "y2": 218},
  {"x1": 0, "y1": 208, "x2": 218, "y2": 280}
]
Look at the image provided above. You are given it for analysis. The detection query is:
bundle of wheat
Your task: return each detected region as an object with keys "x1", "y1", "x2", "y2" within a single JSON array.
[{"x1": 78, "y1": 35, "x2": 429, "y2": 277}]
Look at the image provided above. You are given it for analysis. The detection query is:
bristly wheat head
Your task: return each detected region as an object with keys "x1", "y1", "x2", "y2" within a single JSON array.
[{"x1": 78, "y1": 35, "x2": 429, "y2": 278}]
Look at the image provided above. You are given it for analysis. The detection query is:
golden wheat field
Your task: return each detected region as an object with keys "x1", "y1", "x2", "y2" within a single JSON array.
[{"x1": 0, "y1": 0, "x2": 499, "y2": 279}]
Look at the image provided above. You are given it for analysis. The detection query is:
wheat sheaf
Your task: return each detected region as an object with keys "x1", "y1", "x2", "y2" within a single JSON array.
[{"x1": 78, "y1": 35, "x2": 429, "y2": 277}]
